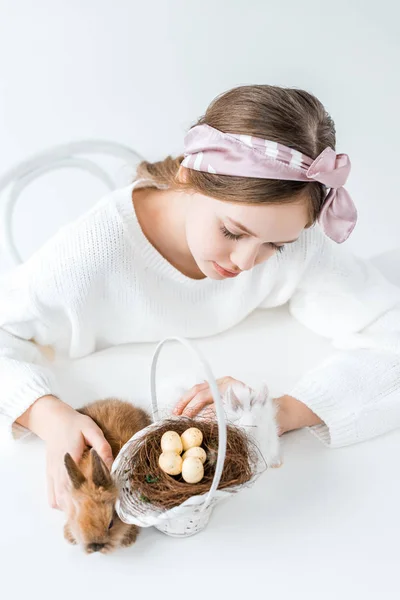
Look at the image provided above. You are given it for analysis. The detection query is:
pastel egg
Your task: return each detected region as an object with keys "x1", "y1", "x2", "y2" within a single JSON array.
[
  {"x1": 161, "y1": 431, "x2": 183, "y2": 454},
  {"x1": 158, "y1": 452, "x2": 183, "y2": 476},
  {"x1": 181, "y1": 427, "x2": 203, "y2": 451},
  {"x1": 182, "y1": 456, "x2": 204, "y2": 484},
  {"x1": 182, "y1": 446, "x2": 207, "y2": 464}
]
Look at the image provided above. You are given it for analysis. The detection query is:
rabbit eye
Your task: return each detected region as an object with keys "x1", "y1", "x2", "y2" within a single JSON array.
[{"x1": 108, "y1": 519, "x2": 114, "y2": 530}]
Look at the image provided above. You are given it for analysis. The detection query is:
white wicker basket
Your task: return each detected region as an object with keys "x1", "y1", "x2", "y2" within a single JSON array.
[{"x1": 112, "y1": 336, "x2": 265, "y2": 537}]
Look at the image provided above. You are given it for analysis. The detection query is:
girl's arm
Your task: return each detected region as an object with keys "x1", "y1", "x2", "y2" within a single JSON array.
[
  {"x1": 286, "y1": 227, "x2": 400, "y2": 447},
  {"x1": 0, "y1": 219, "x2": 113, "y2": 508},
  {"x1": 275, "y1": 394, "x2": 323, "y2": 434},
  {"x1": 0, "y1": 260, "x2": 65, "y2": 442}
]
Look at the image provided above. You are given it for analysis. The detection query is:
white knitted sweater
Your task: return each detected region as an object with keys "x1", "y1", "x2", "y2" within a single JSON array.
[{"x1": 1, "y1": 179, "x2": 400, "y2": 447}]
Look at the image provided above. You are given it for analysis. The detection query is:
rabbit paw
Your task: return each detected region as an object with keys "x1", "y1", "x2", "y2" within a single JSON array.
[
  {"x1": 120, "y1": 525, "x2": 139, "y2": 548},
  {"x1": 64, "y1": 523, "x2": 77, "y2": 545}
]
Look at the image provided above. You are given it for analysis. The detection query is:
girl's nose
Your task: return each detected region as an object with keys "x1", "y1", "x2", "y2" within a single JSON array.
[{"x1": 230, "y1": 242, "x2": 259, "y2": 272}]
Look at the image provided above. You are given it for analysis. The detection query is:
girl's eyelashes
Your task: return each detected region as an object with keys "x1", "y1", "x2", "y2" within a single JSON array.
[
  {"x1": 271, "y1": 244, "x2": 284, "y2": 253},
  {"x1": 220, "y1": 225, "x2": 284, "y2": 253},
  {"x1": 220, "y1": 225, "x2": 242, "y2": 241}
]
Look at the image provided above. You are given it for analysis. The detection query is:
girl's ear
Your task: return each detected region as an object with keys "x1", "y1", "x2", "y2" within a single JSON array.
[
  {"x1": 64, "y1": 453, "x2": 86, "y2": 489},
  {"x1": 176, "y1": 165, "x2": 189, "y2": 183}
]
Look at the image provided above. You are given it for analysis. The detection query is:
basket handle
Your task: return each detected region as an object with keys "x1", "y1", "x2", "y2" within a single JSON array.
[{"x1": 150, "y1": 337, "x2": 227, "y2": 511}]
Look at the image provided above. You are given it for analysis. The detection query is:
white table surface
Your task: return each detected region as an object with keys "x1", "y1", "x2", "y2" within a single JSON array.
[{"x1": 1, "y1": 250, "x2": 400, "y2": 600}]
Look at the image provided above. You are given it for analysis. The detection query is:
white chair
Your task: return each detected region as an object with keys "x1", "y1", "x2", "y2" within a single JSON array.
[{"x1": 0, "y1": 140, "x2": 143, "y2": 266}]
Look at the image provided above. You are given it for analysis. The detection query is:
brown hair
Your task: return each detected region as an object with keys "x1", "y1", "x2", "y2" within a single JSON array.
[{"x1": 135, "y1": 85, "x2": 336, "y2": 225}]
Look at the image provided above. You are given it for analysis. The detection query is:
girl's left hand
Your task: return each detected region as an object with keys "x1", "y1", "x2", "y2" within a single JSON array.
[{"x1": 173, "y1": 376, "x2": 251, "y2": 417}]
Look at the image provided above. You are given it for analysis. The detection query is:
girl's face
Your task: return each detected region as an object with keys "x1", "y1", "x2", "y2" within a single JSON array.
[{"x1": 185, "y1": 192, "x2": 310, "y2": 280}]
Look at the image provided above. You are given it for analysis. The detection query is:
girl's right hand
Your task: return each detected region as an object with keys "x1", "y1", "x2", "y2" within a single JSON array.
[{"x1": 18, "y1": 395, "x2": 114, "y2": 511}]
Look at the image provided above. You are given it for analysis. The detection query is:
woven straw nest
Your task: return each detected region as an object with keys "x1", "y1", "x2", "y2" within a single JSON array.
[{"x1": 120, "y1": 417, "x2": 264, "y2": 511}]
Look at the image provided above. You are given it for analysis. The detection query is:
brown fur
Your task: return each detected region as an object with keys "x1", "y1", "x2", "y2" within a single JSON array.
[{"x1": 64, "y1": 398, "x2": 151, "y2": 554}]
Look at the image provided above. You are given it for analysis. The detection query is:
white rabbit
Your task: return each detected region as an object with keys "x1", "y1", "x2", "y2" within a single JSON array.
[
  {"x1": 222, "y1": 382, "x2": 282, "y2": 468},
  {"x1": 159, "y1": 376, "x2": 282, "y2": 469}
]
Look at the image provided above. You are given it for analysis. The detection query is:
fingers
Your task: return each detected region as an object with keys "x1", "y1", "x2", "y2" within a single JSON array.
[
  {"x1": 48, "y1": 452, "x2": 71, "y2": 511},
  {"x1": 47, "y1": 461, "x2": 68, "y2": 511},
  {"x1": 54, "y1": 480, "x2": 69, "y2": 512},
  {"x1": 47, "y1": 471, "x2": 58, "y2": 510},
  {"x1": 173, "y1": 382, "x2": 208, "y2": 415},
  {"x1": 199, "y1": 405, "x2": 216, "y2": 420},
  {"x1": 173, "y1": 377, "x2": 239, "y2": 417},
  {"x1": 179, "y1": 389, "x2": 215, "y2": 417},
  {"x1": 45, "y1": 411, "x2": 115, "y2": 512},
  {"x1": 83, "y1": 422, "x2": 114, "y2": 470}
]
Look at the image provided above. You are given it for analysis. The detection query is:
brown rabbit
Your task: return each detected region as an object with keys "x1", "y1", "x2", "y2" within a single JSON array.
[{"x1": 63, "y1": 398, "x2": 151, "y2": 554}]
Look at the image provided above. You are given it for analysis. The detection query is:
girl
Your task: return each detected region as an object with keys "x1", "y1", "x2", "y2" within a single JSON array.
[{"x1": 1, "y1": 85, "x2": 400, "y2": 511}]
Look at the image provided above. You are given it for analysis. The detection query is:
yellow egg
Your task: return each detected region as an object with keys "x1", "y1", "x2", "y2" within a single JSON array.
[
  {"x1": 182, "y1": 456, "x2": 204, "y2": 483},
  {"x1": 161, "y1": 431, "x2": 183, "y2": 454},
  {"x1": 182, "y1": 446, "x2": 207, "y2": 464},
  {"x1": 181, "y1": 427, "x2": 203, "y2": 451},
  {"x1": 158, "y1": 452, "x2": 183, "y2": 475}
]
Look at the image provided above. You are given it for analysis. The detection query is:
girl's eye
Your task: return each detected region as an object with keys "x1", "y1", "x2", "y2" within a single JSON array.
[
  {"x1": 221, "y1": 224, "x2": 284, "y2": 253},
  {"x1": 268, "y1": 243, "x2": 284, "y2": 254},
  {"x1": 220, "y1": 225, "x2": 242, "y2": 241},
  {"x1": 108, "y1": 519, "x2": 114, "y2": 530}
]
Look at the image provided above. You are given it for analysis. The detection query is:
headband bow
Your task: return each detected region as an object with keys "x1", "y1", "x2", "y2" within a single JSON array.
[{"x1": 182, "y1": 124, "x2": 357, "y2": 243}]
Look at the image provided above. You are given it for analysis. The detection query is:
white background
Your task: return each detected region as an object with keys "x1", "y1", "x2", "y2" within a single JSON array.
[{"x1": 0, "y1": 2, "x2": 400, "y2": 599}]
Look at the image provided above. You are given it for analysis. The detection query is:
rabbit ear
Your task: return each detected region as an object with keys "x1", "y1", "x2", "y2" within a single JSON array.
[
  {"x1": 224, "y1": 386, "x2": 241, "y2": 412},
  {"x1": 64, "y1": 453, "x2": 86, "y2": 489},
  {"x1": 250, "y1": 383, "x2": 270, "y2": 408},
  {"x1": 90, "y1": 449, "x2": 113, "y2": 489}
]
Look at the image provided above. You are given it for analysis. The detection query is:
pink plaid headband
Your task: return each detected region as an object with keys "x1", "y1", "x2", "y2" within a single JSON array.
[{"x1": 182, "y1": 124, "x2": 357, "y2": 243}]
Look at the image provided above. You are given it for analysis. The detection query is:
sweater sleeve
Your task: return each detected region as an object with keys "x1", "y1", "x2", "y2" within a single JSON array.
[
  {"x1": 0, "y1": 205, "x2": 106, "y2": 442},
  {"x1": 286, "y1": 227, "x2": 400, "y2": 448},
  {"x1": 0, "y1": 263, "x2": 67, "y2": 442}
]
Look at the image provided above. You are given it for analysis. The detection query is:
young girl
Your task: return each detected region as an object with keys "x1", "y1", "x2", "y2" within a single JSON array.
[{"x1": 1, "y1": 85, "x2": 400, "y2": 511}]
